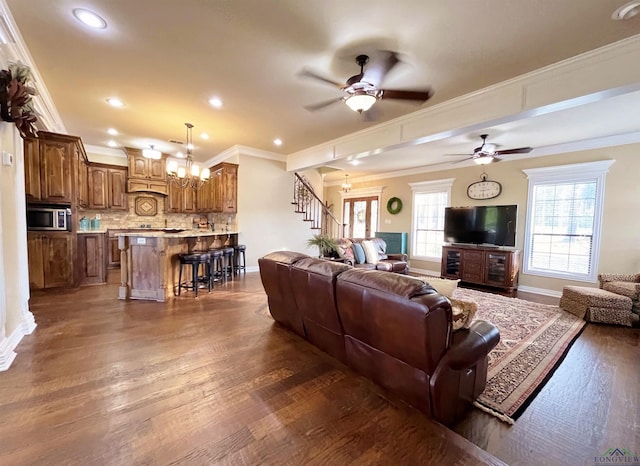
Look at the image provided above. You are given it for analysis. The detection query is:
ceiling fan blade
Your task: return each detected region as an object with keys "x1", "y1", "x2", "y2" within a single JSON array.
[
  {"x1": 451, "y1": 156, "x2": 475, "y2": 164},
  {"x1": 379, "y1": 88, "x2": 433, "y2": 102},
  {"x1": 444, "y1": 153, "x2": 474, "y2": 157},
  {"x1": 298, "y1": 68, "x2": 344, "y2": 88},
  {"x1": 494, "y1": 147, "x2": 533, "y2": 155},
  {"x1": 362, "y1": 50, "x2": 400, "y2": 87},
  {"x1": 304, "y1": 98, "x2": 343, "y2": 112}
]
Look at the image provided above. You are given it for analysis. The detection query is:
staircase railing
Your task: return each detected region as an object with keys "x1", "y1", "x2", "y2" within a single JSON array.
[{"x1": 292, "y1": 173, "x2": 342, "y2": 238}]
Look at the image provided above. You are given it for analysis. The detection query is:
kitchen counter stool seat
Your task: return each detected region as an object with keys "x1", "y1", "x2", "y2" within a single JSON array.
[{"x1": 177, "y1": 252, "x2": 211, "y2": 297}]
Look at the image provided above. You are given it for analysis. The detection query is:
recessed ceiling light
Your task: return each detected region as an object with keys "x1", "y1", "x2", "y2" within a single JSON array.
[
  {"x1": 106, "y1": 97, "x2": 124, "y2": 107},
  {"x1": 107, "y1": 128, "x2": 118, "y2": 135},
  {"x1": 73, "y1": 9, "x2": 107, "y2": 29},
  {"x1": 612, "y1": 1, "x2": 640, "y2": 19},
  {"x1": 107, "y1": 140, "x2": 118, "y2": 147},
  {"x1": 208, "y1": 97, "x2": 223, "y2": 108},
  {"x1": 349, "y1": 160, "x2": 362, "y2": 166},
  {"x1": 200, "y1": 133, "x2": 209, "y2": 140},
  {"x1": 273, "y1": 138, "x2": 282, "y2": 146},
  {"x1": 176, "y1": 151, "x2": 185, "y2": 158}
]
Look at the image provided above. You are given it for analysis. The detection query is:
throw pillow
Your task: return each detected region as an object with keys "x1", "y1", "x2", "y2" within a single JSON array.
[
  {"x1": 336, "y1": 239, "x2": 355, "y2": 262},
  {"x1": 450, "y1": 298, "x2": 478, "y2": 330},
  {"x1": 361, "y1": 240, "x2": 380, "y2": 264},
  {"x1": 425, "y1": 277, "x2": 460, "y2": 298},
  {"x1": 352, "y1": 242, "x2": 366, "y2": 264}
]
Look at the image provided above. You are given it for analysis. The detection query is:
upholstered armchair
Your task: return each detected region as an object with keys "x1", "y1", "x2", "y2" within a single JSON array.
[{"x1": 598, "y1": 273, "x2": 640, "y2": 313}]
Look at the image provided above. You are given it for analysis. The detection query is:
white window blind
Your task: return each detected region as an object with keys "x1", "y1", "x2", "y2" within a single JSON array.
[
  {"x1": 409, "y1": 179, "x2": 454, "y2": 260},
  {"x1": 523, "y1": 160, "x2": 614, "y2": 282}
]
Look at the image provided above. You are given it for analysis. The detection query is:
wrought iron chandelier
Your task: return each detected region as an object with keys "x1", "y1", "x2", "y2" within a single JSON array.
[{"x1": 166, "y1": 122, "x2": 210, "y2": 189}]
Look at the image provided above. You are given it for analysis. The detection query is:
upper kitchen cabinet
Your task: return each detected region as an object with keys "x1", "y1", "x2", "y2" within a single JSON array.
[
  {"x1": 24, "y1": 132, "x2": 81, "y2": 204},
  {"x1": 125, "y1": 148, "x2": 168, "y2": 195},
  {"x1": 87, "y1": 163, "x2": 128, "y2": 210},
  {"x1": 211, "y1": 162, "x2": 238, "y2": 213}
]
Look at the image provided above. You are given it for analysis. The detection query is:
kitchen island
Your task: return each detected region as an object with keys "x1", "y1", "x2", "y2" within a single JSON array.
[{"x1": 117, "y1": 230, "x2": 238, "y2": 301}]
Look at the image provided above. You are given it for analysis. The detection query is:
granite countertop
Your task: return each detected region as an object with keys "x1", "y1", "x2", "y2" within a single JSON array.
[{"x1": 115, "y1": 230, "x2": 239, "y2": 238}]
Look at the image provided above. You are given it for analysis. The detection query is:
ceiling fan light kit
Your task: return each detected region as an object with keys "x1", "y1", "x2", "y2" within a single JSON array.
[
  {"x1": 474, "y1": 156, "x2": 494, "y2": 165},
  {"x1": 446, "y1": 134, "x2": 533, "y2": 165},
  {"x1": 301, "y1": 51, "x2": 433, "y2": 116},
  {"x1": 345, "y1": 92, "x2": 377, "y2": 113}
]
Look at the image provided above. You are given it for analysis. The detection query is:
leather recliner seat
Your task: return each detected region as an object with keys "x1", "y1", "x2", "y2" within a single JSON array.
[{"x1": 258, "y1": 251, "x2": 500, "y2": 426}]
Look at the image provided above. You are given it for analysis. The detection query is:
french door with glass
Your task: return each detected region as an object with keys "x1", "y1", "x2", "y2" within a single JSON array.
[{"x1": 343, "y1": 196, "x2": 378, "y2": 238}]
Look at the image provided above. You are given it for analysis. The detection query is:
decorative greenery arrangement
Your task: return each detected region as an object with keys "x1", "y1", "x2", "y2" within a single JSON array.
[
  {"x1": 306, "y1": 234, "x2": 339, "y2": 258},
  {"x1": 386, "y1": 196, "x2": 403, "y2": 215},
  {"x1": 0, "y1": 62, "x2": 38, "y2": 138}
]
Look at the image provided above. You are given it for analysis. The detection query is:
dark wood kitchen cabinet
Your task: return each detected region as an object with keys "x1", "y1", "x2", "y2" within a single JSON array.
[
  {"x1": 125, "y1": 148, "x2": 168, "y2": 195},
  {"x1": 24, "y1": 132, "x2": 81, "y2": 204},
  {"x1": 27, "y1": 232, "x2": 74, "y2": 289},
  {"x1": 88, "y1": 163, "x2": 128, "y2": 210},
  {"x1": 77, "y1": 233, "x2": 107, "y2": 285},
  {"x1": 211, "y1": 162, "x2": 237, "y2": 213}
]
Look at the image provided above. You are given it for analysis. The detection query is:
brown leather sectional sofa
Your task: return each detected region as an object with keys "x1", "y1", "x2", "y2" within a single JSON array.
[
  {"x1": 339, "y1": 237, "x2": 409, "y2": 273},
  {"x1": 258, "y1": 250, "x2": 500, "y2": 427}
]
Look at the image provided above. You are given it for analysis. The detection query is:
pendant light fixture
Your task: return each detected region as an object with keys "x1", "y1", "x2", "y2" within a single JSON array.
[
  {"x1": 142, "y1": 144, "x2": 162, "y2": 160},
  {"x1": 342, "y1": 174, "x2": 352, "y2": 192},
  {"x1": 166, "y1": 123, "x2": 210, "y2": 189}
]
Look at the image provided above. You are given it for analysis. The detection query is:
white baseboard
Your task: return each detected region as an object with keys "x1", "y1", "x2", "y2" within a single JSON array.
[
  {"x1": 517, "y1": 285, "x2": 562, "y2": 298},
  {"x1": 0, "y1": 327, "x2": 23, "y2": 371},
  {"x1": 246, "y1": 266, "x2": 259, "y2": 273}
]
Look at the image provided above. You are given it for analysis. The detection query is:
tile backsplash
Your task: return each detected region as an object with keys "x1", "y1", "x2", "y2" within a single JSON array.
[{"x1": 79, "y1": 193, "x2": 236, "y2": 230}]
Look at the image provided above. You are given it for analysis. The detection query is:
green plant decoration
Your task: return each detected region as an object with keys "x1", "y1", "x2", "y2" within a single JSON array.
[{"x1": 306, "y1": 234, "x2": 339, "y2": 258}]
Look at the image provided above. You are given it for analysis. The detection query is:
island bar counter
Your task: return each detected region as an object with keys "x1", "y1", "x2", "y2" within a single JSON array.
[{"x1": 117, "y1": 230, "x2": 238, "y2": 301}]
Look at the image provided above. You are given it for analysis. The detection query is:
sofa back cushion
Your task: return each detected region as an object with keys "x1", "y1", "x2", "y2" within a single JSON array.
[
  {"x1": 258, "y1": 251, "x2": 310, "y2": 336},
  {"x1": 361, "y1": 240, "x2": 380, "y2": 264},
  {"x1": 336, "y1": 269, "x2": 451, "y2": 374},
  {"x1": 291, "y1": 258, "x2": 352, "y2": 362}
]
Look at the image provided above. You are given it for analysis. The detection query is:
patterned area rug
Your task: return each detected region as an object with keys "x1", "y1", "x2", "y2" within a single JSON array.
[{"x1": 452, "y1": 287, "x2": 586, "y2": 424}]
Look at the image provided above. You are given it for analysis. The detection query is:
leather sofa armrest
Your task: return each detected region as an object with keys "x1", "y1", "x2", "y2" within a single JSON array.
[
  {"x1": 386, "y1": 253, "x2": 408, "y2": 261},
  {"x1": 444, "y1": 320, "x2": 500, "y2": 370}
]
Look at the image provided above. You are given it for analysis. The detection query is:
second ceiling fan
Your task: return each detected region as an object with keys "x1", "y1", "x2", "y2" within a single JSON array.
[
  {"x1": 446, "y1": 134, "x2": 533, "y2": 165},
  {"x1": 299, "y1": 51, "x2": 433, "y2": 114}
]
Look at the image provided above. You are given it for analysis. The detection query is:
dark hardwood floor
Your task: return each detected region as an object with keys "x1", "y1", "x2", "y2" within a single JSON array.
[{"x1": 2, "y1": 272, "x2": 638, "y2": 465}]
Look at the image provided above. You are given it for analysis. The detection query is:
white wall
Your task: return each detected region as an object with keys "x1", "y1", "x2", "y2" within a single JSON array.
[
  {"x1": 237, "y1": 154, "x2": 321, "y2": 269},
  {"x1": 0, "y1": 120, "x2": 36, "y2": 370}
]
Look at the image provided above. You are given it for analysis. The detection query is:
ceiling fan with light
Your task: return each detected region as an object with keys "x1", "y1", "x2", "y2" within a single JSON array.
[
  {"x1": 446, "y1": 134, "x2": 533, "y2": 165},
  {"x1": 299, "y1": 51, "x2": 433, "y2": 114}
]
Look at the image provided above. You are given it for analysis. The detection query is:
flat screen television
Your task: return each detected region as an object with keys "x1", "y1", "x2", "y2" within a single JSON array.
[{"x1": 444, "y1": 205, "x2": 517, "y2": 247}]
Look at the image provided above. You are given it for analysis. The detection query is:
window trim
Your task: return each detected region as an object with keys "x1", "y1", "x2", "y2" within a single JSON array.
[
  {"x1": 409, "y1": 178, "x2": 455, "y2": 261},
  {"x1": 522, "y1": 160, "x2": 615, "y2": 282}
]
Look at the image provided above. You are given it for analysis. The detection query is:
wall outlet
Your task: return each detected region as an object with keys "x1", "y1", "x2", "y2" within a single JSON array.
[
  {"x1": 2, "y1": 151, "x2": 13, "y2": 166},
  {"x1": 384, "y1": 219, "x2": 392, "y2": 224}
]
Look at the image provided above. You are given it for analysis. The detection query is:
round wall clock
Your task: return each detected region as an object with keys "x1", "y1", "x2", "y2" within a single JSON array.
[{"x1": 467, "y1": 174, "x2": 502, "y2": 200}]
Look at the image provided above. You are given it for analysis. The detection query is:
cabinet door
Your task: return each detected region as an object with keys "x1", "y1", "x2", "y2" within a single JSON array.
[
  {"x1": 88, "y1": 166, "x2": 108, "y2": 209},
  {"x1": 441, "y1": 248, "x2": 461, "y2": 278},
  {"x1": 129, "y1": 154, "x2": 149, "y2": 178},
  {"x1": 27, "y1": 232, "x2": 45, "y2": 289},
  {"x1": 77, "y1": 158, "x2": 89, "y2": 208},
  {"x1": 78, "y1": 233, "x2": 106, "y2": 285},
  {"x1": 211, "y1": 168, "x2": 223, "y2": 212},
  {"x1": 24, "y1": 138, "x2": 41, "y2": 201},
  {"x1": 182, "y1": 186, "x2": 197, "y2": 213},
  {"x1": 108, "y1": 168, "x2": 128, "y2": 210},
  {"x1": 222, "y1": 164, "x2": 238, "y2": 213},
  {"x1": 43, "y1": 233, "x2": 74, "y2": 288},
  {"x1": 166, "y1": 182, "x2": 183, "y2": 213},
  {"x1": 461, "y1": 250, "x2": 484, "y2": 283},
  {"x1": 485, "y1": 252, "x2": 509, "y2": 286},
  {"x1": 40, "y1": 139, "x2": 73, "y2": 202},
  {"x1": 148, "y1": 159, "x2": 166, "y2": 180},
  {"x1": 108, "y1": 236, "x2": 121, "y2": 268}
]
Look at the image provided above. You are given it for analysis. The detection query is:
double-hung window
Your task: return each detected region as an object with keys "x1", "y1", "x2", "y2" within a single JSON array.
[
  {"x1": 409, "y1": 179, "x2": 455, "y2": 260},
  {"x1": 522, "y1": 160, "x2": 614, "y2": 282}
]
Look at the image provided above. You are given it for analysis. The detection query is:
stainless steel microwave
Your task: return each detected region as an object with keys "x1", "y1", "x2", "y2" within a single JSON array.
[{"x1": 26, "y1": 206, "x2": 72, "y2": 231}]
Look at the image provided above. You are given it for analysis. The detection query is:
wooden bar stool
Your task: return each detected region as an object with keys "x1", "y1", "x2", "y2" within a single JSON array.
[
  {"x1": 222, "y1": 247, "x2": 235, "y2": 279},
  {"x1": 177, "y1": 252, "x2": 211, "y2": 297},
  {"x1": 234, "y1": 244, "x2": 246, "y2": 275}
]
